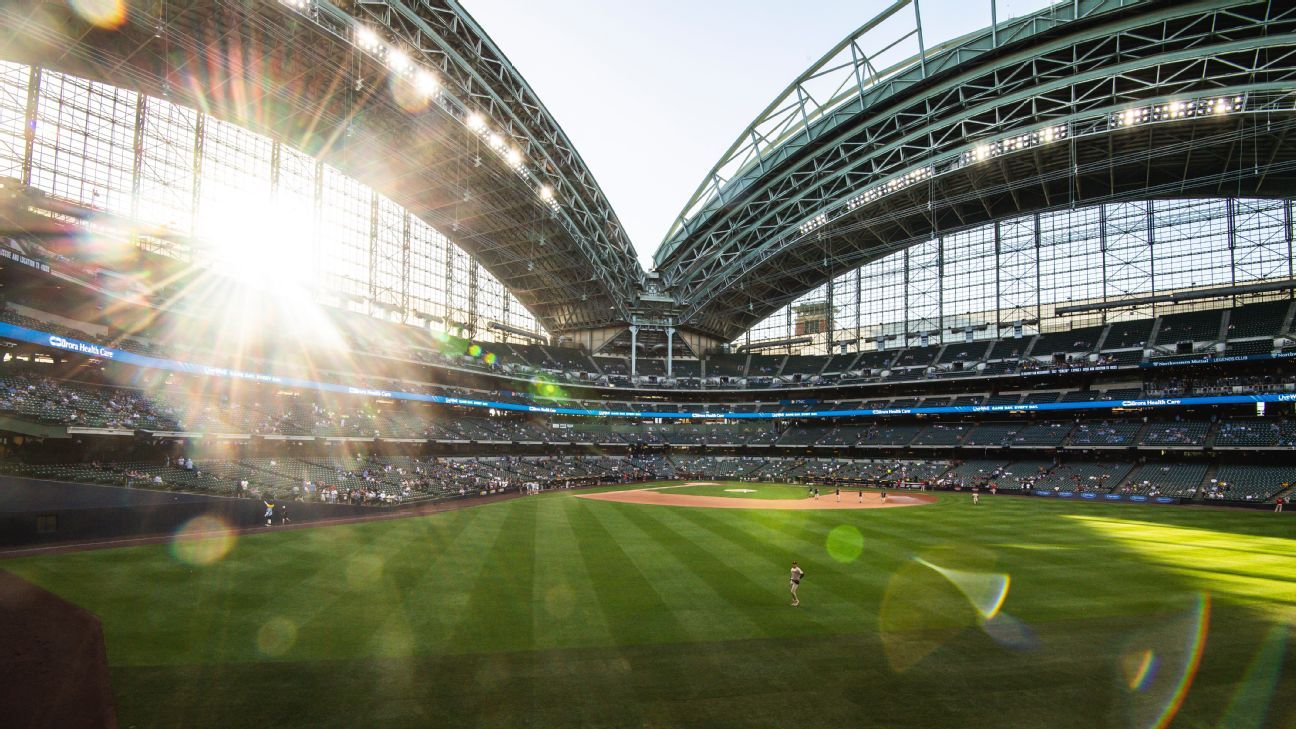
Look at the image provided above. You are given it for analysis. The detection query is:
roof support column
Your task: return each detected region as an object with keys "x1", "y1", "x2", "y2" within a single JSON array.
[
  {"x1": 913, "y1": 0, "x2": 927, "y2": 78},
  {"x1": 19, "y1": 67, "x2": 38, "y2": 186},
  {"x1": 1285, "y1": 199, "x2": 1294, "y2": 289},
  {"x1": 990, "y1": 0, "x2": 998, "y2": 47},
  {"x1": 666, "y1": 327, "x2": 675, "y2": 378},
  {"x1": 629, "y1": 326, "x2": 638, "y2": 378}
]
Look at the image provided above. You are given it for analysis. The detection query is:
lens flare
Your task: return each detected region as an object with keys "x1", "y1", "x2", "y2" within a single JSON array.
[
  {"x1": 1112, "y1": 592, "x2": 1210, "y2": 729},
  {"x1": 431, "y1": 331, "x2": 468, "y2": 358},
  {"x1": 1217, "y1": 622, "x2": 1289, "y2": 728},
  {"x1": 1123, "y1": 649, "x2": 1159, "y2": 691},
  {"x1": 915, "y1": 557, "x2": 1011, "y2": 620},
  {"x1": 70, "y1": 0, "x2": 126, "y2": 29},
  {"x1": 879, "y1": 559, "x2": 978, "y2": 673},
  {"x1": 170, "y1": 515, "x2": 236, "y2": 566},
  {"x1": 389, "y1": 74, "x2": 431, "y2": 113},
  {"x1": 826, "y1": 524, "x2": 864, "y2": 563},
  {"x1": 980, "y1": 611, "x2": 1039, "y2": 652},
  {"x1": 256, "y1": 616, "x2": 298, "y2": 657},
  {"x1": 529, "y1": 375, "x2": 567, "y2": 403}
]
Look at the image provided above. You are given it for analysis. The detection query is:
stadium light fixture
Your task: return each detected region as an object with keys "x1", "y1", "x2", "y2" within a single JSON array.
[
  {"x1": 415, "y1": 70, "x2": 439, "y2": 97},
  {"x1": 846, "y1": 165, "x2": 935, "y2": 211},
  {"x1": 386, "y1": 48, "x2": 412, "y2": 75},
  {"x1": 539, "y1": 184, "x2": 560, "y2": 213},
  {"x1": 1214, "y1": 96, "x2": 1245, "y2": 114},
  {"x1": 798, "y1": 213, "x2": 828, "y2": 236},
  {"x1": 463, "y1": 112, "x2": 531, "y2": 177},
  {"x1": 356, "y1": 26, "x2": 381, "y2": 52},
  {"x1": 845, "y1": 116, "x2": 1073, "y2": 218},
  {"x1": 1042, "y1": 125, "x2": 1059, "y2": 143},
  {"x1": 1110, "y1": 94, "x2": 1246, "y2": 128}
]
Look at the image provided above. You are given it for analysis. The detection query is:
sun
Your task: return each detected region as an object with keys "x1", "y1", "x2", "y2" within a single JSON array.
[{"x1": 198, "y1": 188, "x2": 315, "y2": 291}]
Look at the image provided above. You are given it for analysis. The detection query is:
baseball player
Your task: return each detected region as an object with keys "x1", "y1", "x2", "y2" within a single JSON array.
[
  {"x1": 263, "y1": 499, "x2": 275, "y2": 526},
  {"x1": 790, "y1": 561, "x2": 804, "y2": 606}
]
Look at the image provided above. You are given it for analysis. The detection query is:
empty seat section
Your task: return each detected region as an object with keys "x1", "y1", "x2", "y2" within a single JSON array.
[{"x1": 1154, "y1": 309, "x2": 1223, "y2": 345}]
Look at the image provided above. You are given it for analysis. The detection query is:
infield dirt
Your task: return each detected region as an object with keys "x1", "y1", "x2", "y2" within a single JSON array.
[{"x1": 578, "y1": 488, "x2": 935, "y2": 510}]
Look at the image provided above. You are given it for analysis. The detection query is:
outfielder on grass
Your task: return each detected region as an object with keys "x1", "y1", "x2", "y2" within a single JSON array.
[{"x1": 790, "y1": 561, "x2": 805, "y2": 606}]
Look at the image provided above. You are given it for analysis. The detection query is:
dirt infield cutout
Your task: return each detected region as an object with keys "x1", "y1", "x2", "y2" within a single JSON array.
[{"x1": 579, "y1": 489, "x2": 935, "y2": 510}]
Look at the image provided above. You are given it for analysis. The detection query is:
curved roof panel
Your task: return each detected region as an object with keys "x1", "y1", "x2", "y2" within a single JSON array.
[
  {"x1": 654, "y1": 0, "x2": 1296, "y2": 340},
  {"x1": 0, "y1": 0, "x2": 645, "y2": 334}
]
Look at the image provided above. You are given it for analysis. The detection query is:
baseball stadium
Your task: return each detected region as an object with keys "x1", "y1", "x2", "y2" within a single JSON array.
[{"x1": 0, "y1": 0, "x2": 1293, "y2": 726}]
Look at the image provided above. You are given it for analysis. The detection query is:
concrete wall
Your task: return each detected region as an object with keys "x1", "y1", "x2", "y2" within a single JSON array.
[{"x1": 0, "y1": 476, "x2": 387, "y2": 547}]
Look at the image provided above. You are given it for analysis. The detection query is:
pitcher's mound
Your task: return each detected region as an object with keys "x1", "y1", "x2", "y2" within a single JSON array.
[{"x1": 579, "y1": 489, "x2": 934, "y2": 510}]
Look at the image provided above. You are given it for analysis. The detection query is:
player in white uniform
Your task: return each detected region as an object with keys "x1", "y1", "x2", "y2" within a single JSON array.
[{"x1": 789, "y1": 562, "x2": 804, "y2": 606}]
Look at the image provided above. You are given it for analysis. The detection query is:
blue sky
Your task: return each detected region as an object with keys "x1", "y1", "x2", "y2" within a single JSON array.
[{"x1": 461, "y1": 0, "x2": 1052, "y2": 268}]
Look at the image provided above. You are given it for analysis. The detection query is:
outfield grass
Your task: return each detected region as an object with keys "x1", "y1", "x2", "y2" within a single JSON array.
[{"x1": 4, "y1": 485, "x2": 1295, "y2": 728}]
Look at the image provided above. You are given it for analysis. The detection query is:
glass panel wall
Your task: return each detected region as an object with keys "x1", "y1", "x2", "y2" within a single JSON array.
[
  {"x1": 0, "y1": 61, "x2": 544, "y2": 343},
  {"x1": 744, "y1": 200, "x2": 1296, "y2": 355}
]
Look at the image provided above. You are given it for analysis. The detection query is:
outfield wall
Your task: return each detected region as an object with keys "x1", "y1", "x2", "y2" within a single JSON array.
[{"x1": 0, "y1": 476, "x2": 388, "y2": 547}]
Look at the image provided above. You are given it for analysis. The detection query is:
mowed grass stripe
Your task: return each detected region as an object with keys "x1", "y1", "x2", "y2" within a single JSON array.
[
  {"x1": 580, "y1": 499, "x2": 768, "y2": 642},
  {"x1": 353, "y1": 507, "x2": 499, "y2": 659},
  {"x1": 249, "y1": 521, "x2": 445, "y2": 659},
  {"x1": 704, "y1": 499, "x2": 1178, "y2": 627},
  {"x1": 593, "y1": 497, "x2": 818, "y2": 639},
  {"x1": 267, "y1": 507, "x2": 503, "y2": 661},
  {"x1": 672, "y1": 506, "x2": 905, "y2": 587},
  {"x1": 659, "y1": 506, "x2": 894, "y2": 629},
  {"x1": 443, "y1": 497, "x2": 539, "y2": 655},
  {"x1": 841, "y1": 503, "x2": 1210, "y2": 622},
  {"x1": 529, "y1": 495, "x2": 615, "y2": 650},
  {"x1": 568, "y1": 498, "x2": 694, "y2": 648}
]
